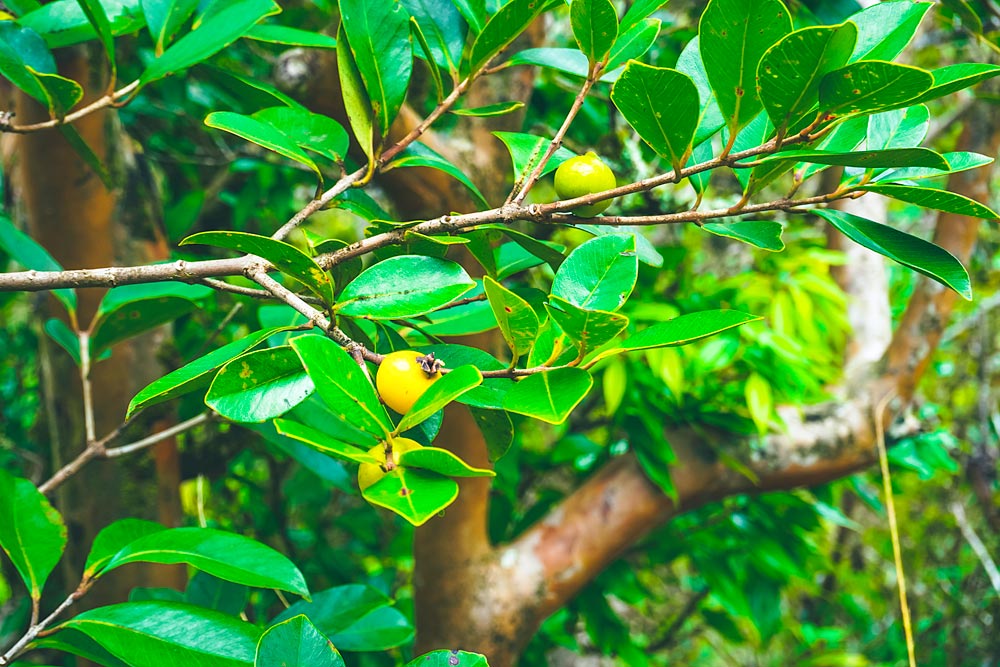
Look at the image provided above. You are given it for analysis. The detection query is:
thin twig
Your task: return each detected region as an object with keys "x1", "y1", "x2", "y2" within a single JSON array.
[
  {"x1": 271, "y1": 167, "x2": 365, "y2": 241},
  {"x1": 950, "y1": 501, "x2": 1000, "y2": 595},
  {"x1": 0, "y1": 581, "x2": 91, "y2": 665},
  {"x1": 104, "y1": 412, "x2": 211, "y2": 458},
  {"x1": 0, "y1": 81, "x2": 140, "y2": 134},
  {"x1": 78, "y1": 331, "x2": 96, "y2": 445}
]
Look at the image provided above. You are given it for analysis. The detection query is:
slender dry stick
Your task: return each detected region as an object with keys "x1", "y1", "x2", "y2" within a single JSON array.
[
  {"x1": 271, "y1": 167, "x2": 366, "y2": 241},
  {"x1": 379, "y1": 74, "x2": 476, "y2": 165},
  {"x1": 105, "y1": 412, "x2": 211, "y2": 458},
  {"x1": 950, "y1": 500, "x2": 1000, "y2": 595},
  {"x1": 0, "y1": 81, "x2": 140, "y2": 134}
]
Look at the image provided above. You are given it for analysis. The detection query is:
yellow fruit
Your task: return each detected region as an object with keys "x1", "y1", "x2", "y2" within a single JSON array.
[
  {"x1": 553, "y1": 151, "x2": 617, "y2": 217},
  {"x1": 357, "y1": 437, "x2": 423, "y2": 490},
  {"x1": 376, "y1": 350, "x2": 443, "y2": 414}
]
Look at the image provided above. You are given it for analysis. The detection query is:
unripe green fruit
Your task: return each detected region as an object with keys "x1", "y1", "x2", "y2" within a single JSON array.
[
  {"x1": 554, "y1": 151, "x2": 617, "y2": 217},
  {"x1": 358, "y1": 437, "x2": 423, "y2": 490}
]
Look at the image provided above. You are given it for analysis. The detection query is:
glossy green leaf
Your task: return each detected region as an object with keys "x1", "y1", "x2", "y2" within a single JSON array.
[
  {"x1": 505, "y1": 47, "x2": 621, "y2": 81},
  {"x1": 469, "y1": 406, "x2": 514, "y2": 461},
  {"x1": 385, "y1": 142, "x2": 488, "y2": 208},
  {"x1": 186, "y1": 572, "x2": 249, "y2": 617},
  {"x1": 0, "y1": 21, "x2": 54, "y2": 105},
  {"x1": 206, "y1": 345, "x2": 313, "y2": 422},
  {"x1": 27, "y1": 67, "x2": 83, "y2": 119},
  {"x1": 612, "y1": 62, "x2": 698, "y2": 171},
  {"x1": 606, "y1": 17, "x2": 660, "y2": 72},
  {"x1": 182, "y1": 231, "x2": 333, "y2": 304},
  {"x1": 594, "y1": 310, "x2": 761, "y2": 363},
  {"x1": 551, "y1": 234, "x2": 638, "y2": 312},
  {"x1": 337, "y1": 255, "x2": 475, "y2": 319},
  {"x1": 867, "y1": 105, "x2": 929, "y2": 151},
  {"x1": 702, "y1": 221, "x2": 784, "y2": 251},
  {"x1": 273, "y1": 419, "x2": 380, "y2": 465},
  {"x1": 757, "y1": 22, "x2": 856, "y2": 133},
  {"x1": 256, "y1": 615, "x2": 344, "y2": 667},
  {"x1": 910, "y1": 63, "x2": 1000, "y2": 104},
  {"x1": 85, "y1": 519, "x2": 165, "y2": 578},
  {"x1": 103, "y1": 527, "x2": 309, "y2": 597},
  {"x1": 546, "y1": 296, "x2": 628, "y2": 360},
  {"x1": 402, "y1": 0, "x2": 464, "y2": 79},
  {"x1": 467, "y1": 0, "x2": 560, "y2": 75},
  {"x1": 18, "y1": 0, "x2": 145, "y2": 49},
  {"x1": 856, "y1": 183, "x2": 1000, "y2": 221},
  {"x1": 699, "y1": 0, "x2": 791, "y2": 132},
  {"x1": 44, "y1": 318, "x2": 82, "y2": 365},
  {"x1": 75, "y1": 0, "x2": 116, "y2": 77},
  {"x1": 127, "y1": 327, "x2": 295, "y2": 419},
  {"x1": 253, "y1": 107, "x2": 349, "y2": 164},
  {"x1": 246, "y1": 24, "x2": 337, "y2": 48},
  {"x1": 139, "y1": 0, "x2": 279, "y2": 85},
  {"x1": 406, "y1": 651, "x2": 489, "y2": 667},
  {"x1": 274, "y1": 585, "x2": 414, "y2": 652},
  {"x1": 571, "y1": 0, "x2": 618, "y2": 65},
  {"x1": 493, "y1": 131, "x2": 577, "y2": 183},
  {"x1": 848, "y1": 0, "x2": 931, "y2": 62},
  {"x1": 819, "y1": 61, "x2": 932, "y2": 116},
  {"x1": 205, "y1": 112, "x2": 322, "y2": 181},
  {"x1": 337, "y1": 21, "x2": 375, "y2": 163},
  {"x1": 503, "y1": 367, "x2": 593, "y2": 424},
  {"x1": 396, "y1": 365, "x2": 483, "y2": 433},
  {"x1": 363, "y1": 467, "x2": 459, "y2": 526},
  {"x1": 142, "y1": 0, "x2": 199, "y2": 54},
  {"x1": 421, "y1": 344, "x2": 511, "y2": 410},
  {"x1": 450, "y1": 101, "x2": 524, "y2": 117},
  {"x1": 33, "y1": 628, "x2": 131, "y2": 667},
  {"x1": 483, "y1": 275, "x2": 539, "y2": 358},
  {"x1": 675, "y1": 36, "x2": 725, "y2": 145},
  {"x1": 56, "y1": 601, "x2": 261, "y2": 667},
  {"x1": 757, "y1": 147, "x2": 948, "y2": 170},
  {"x1": 91, "y1": 283, "x2": 213, "y2": 354},
  {"x1": 0, "y1": 214, "x2": 76, "y2": 316},
  {"x1": 58, "y1": 123, "x2": 114, "y2": 189},
  {"x1": 814, "y1": 208, "x2": 972, "y2": 300},
  {"x1": 619, "y1": 0, "x2": 665, "y2": 33},
  {"x1": 0, "y1": 470, "x2": 67, "y2": 600},
  {"x1": 338, "y1": 0, "x2": 412, "y2": 137},
  {"x1": 290, "y1": 335, "x2": 393, "y2": 438},
  {"x1": 876, "y1": 151, "x2": 994, "y2": 183},
  {"x1": 398, "y1": 446, "x2": 495, "y2": 477}
]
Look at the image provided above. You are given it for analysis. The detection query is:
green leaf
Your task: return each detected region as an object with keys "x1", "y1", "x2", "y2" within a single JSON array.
[
  {"x1": 452, "y1": 0, "x2": 485, "y2": 34},
  {"x1": 503, "y1": 367, "x2": 593, "y2": 424},
  {"x1": 450, "y1": 101, "x2": 524, "y2": 116},
  {"x1": 245, "y1": 24, "x2": 337, "y2": 48},
  {"x1": 56, "y1": 601, "x2": 261, "y2": 667},
  {"x1": 396, "y1": 365, "x2": 483, "y2": 432},
  {"x1": 483, "y1": 275, "x2": 539, "y2": 358},
  {"x1": 26, "y1": 67, "x2": 83, "y2": 120},
  {"x1": 699, "y1": 0, "x2": 791, "y2": 132},
  {"x1": 757, "y1": 147, "x2": 949, "y2": 170},
  {"x1": 142, "y1": 0, "x2": 199, "y2": 54},
  {"x1": 571, "y1": 0, "x2": 618, "y2": 65},
  {"x1": 611, "y1": 62, "x2": 698, "y2": 171},
  {"x1": 493, "y1": 131, "x2": 577, "y2": 183},
  {"x1": 744, "y1": 372, "x2": 772, "y2": 435},
  {"x1": 876, "y1": 151, "x2": 994, "y2": 183},
  {"x1": 337, "y1": 255, "x2": 475, "y2": 319},
  {"x1": 0, "y1": 470, "x2": 67, "y2": 600},
  {"x1": 551, "y1": 234, "x2": 638, "y2": 312},
  {"x1": 33, "y1": 628, "x2": 131, "y2": 667},
  {"x1": 467, "y1": 0, "x2": 560, "y2": 74},
  {"x1": 0, "y1": 213, "x2": 76, "y2": 316},
  {"x1": 398, "y1": 446, "x2": 495, "y2": 477},
  {"x1": 856, "y1": 183, "x2": 1000, "y2": 221},
  {"x1": 594, "y1": 309, "x2": 761, "y2": 362},
  {"x1": 814, "y1": 208, "x2": 972, "y2": 300},
  {"x1": 911, "y1": 63, "x2": 1000, "y2": 104},
  {"x1": 606, "y1": 17, "x2": 660, "y2": 72},
  {"x1": 58, "y1": 123, "x2": 114, "y2": 189},
  {"x1": 75, "y1": 0, "x2": 116, "y2": 77},
  {"x1": 18, "y1": 0, "x2": 145, "y2": 49},
  {"x1": 405, "y1": 652, "x2": 489, "y2": 667},
  {"x1": 273, "y1": 418, "x2": 380, "y2": 465},
  {"x1": 469, "y1": 406, "x2": 513, "y2": 461},
  {"x1": 206, "y1": 345, "x2": 314, "y2": 422},
  {"x1": 139, "y1": 0, "x2": 279, "y2": 85},
  {"x1": 619, "y1": 0, "x2": 665, "y2": 33},
  {"x1": 757, "y1": 22, "x2": 856, "y2": 133},
  {"x1": 252, "y1": 107, "x2": 349, "y2": 164},
  {"x1": 337, "y1": 21, "x2": 376, "y2": 164},
  {"x1": 290, "y1": 335, "x2": 393, "y2": 438},
  {"x1": 546, "y1": 295, "x2": 628, "y2": 360},
  {"x1": 702, "y1": 221, "x2": 784, "y2": 251},
  {"x1": 338, "y1": 0, "x2": 412, "y2": 137},
  {"x1": 91, "y1": 283, "x2": 213, "y2": 354},
  {"x1": 363, "y1": 467, "x2": 459, "y2": 526},
  {"x1": 256, "y1": 616, "x2": 343, "y2": 667},
  {"x1": 274, "y1": 585, "x2": 414, "y2": 652},
  {"x1": 186, "y1": 572, "x2": 249, "y2": 616},
  {"x1": 867, "y1": 105, "x2": 929, "y2": 151},
  {"x1": 205, "y1": 112, "x2": 322, "y2": 182},
  {"x1": 675, "y1": 36, "x2": 724, "y2": 146},
  {"x1": 182, "y1": 230, "x2": 334, "y2": 304},
  {"x1": 44, "y1": 318, "x2": 83, "y2": 365},
  {"x1": 0, "y1": 21, "x2": 54, "y2": 104},
  {"x1": 103, "y1": 527, "x2": 309, "y2": 597},
  {"x1": 402, "y1": 0, "x2": 464, "y2": 80},
  {"x1": 848, "y1": 0, "x2": 931, "y2": 63},
  {"x1": 385, "y1": 142, "x2": 488, "y2": 208},
  {"x1": 127, "y1": 327, "x2": 295, "y2": 419},
  {"x1": 819, "y1": 61, "x2": 932, "y2": 116},
  {"x1": 85, "y1": 519, "x2": 165, "y2": 578}
]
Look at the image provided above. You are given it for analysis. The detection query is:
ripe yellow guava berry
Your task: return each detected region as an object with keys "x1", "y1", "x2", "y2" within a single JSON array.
[
  {"x1": 357, "y1": 437, "x2": 423, "y2": 490},
  {"x1": 553, "y1": 151, "x2": 617, "y2": 217},
  {"x1": 375, "y1": 350, "x2": 443, "y2": 415}
]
